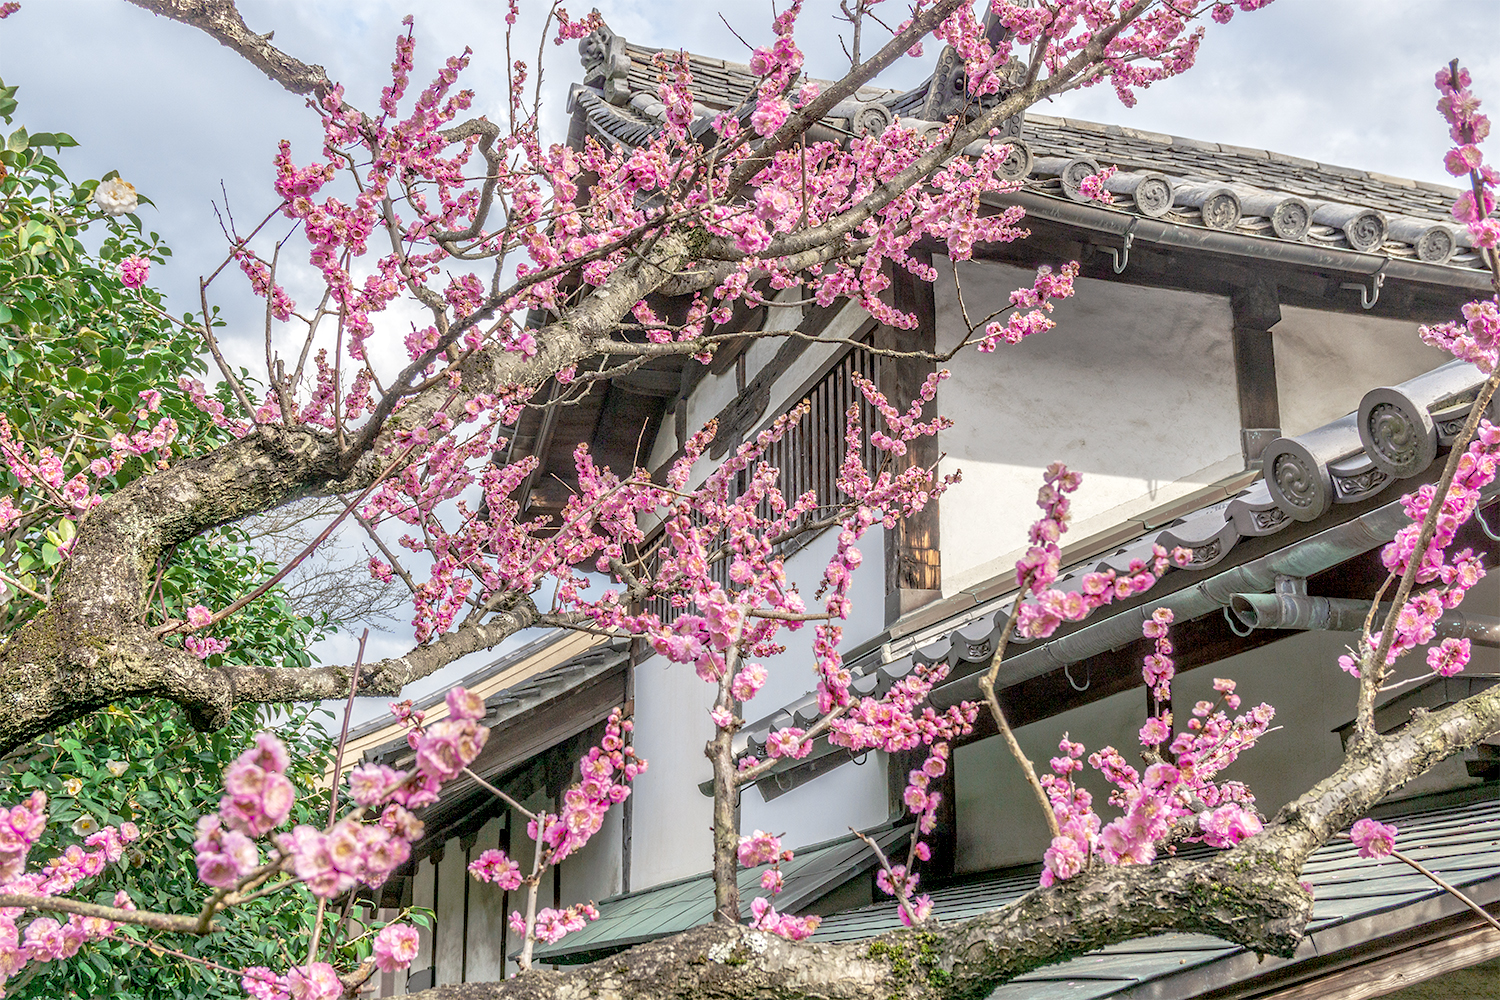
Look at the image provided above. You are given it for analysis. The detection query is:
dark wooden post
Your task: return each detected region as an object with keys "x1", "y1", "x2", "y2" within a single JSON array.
[
  {"x1": 879, "y1": 251, "x2": 942, "y2": 625},
  {"x1": 1231, "y1": 280, "x2": 1283, "y2": 469},
  {"x1": 888, "y1": 745, "x2": 957, "y2": 879}
]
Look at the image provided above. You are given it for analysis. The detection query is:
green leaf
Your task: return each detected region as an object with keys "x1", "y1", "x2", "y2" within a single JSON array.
[
  {"x1": 5, "y1": 126, "x2": 26, "y2": 152},
  {"x1": 66, "y1": 366, "x2": 87, "y2": 390}
]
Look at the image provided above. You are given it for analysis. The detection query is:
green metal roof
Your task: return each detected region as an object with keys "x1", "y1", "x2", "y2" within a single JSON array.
[
  {"x1": 806, "y1": 793, "x2": 1500, "y2": 999},
  {"x1": 532, "y1": 822, "x2": 910, "y2": 964}
]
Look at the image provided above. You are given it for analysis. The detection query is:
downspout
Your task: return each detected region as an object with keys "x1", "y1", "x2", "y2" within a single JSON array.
[
  {"x1": 1228, "y1": 590, "x2": 1500, "y2": 647},
  {"x1": 930, "y1": 486, "x2": 1499, "y2": 709}
]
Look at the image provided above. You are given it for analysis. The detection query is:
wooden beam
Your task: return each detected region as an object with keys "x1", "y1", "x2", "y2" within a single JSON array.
[
  {"x1": 880, "y1": 252, "x2": 942, "y2": 625},
  {"x1": 1232, "y1": 280, "x2": 1283, "y2": 469},
  {"x1": 1249, "y1": 919, "x2": 1500, "y2": 1000}
]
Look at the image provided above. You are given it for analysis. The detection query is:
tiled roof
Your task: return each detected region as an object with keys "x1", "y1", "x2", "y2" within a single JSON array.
[
  {"x1": 738, "y1": 360, "x2": 1498, "y2": 759},
  {"x1": 531, "y1": 821, "x2": 911, "y2": 964},
  {"x1": 570, "y1": 25, "x2": 1493, "y2": 271},
  {"x1": 358, "y1": 635, "x2": 630, "y2": 769},
  {"x1": 810, "y1": 794, "x2": 1500, "y2": 999},
  {"x1": 332, "y1": 629, "x2": 603, "y2": 776}
]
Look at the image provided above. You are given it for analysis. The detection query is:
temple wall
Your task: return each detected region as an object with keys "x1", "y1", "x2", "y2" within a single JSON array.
[
  {"x1": 933, "y1": 258, "x2": 1243, "y2": 595},
  {"x1": 1271, "y1": 304, "x2": 1452, "y2": 436}
]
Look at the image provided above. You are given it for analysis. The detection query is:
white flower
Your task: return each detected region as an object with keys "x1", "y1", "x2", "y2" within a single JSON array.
[
  {"x1": 105, "y1": 760, "x2": 128, "y2": 777},
  {"x1": 72, "y1": 814, "x2": 99, "y2": 836},
  {"x1": 92, "y1": 177, "x2": 138, "y2": 217},
  {"x1": 62, "y1": 776, "x2": 83, "y2": 796}
]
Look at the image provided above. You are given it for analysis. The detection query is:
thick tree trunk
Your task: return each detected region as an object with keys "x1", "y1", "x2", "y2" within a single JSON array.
[
  {"x1": 0, "y1": 233, "x2": 694, "y2": 754},
  {"x1": 396, "y1": 680, "x2": 1500, "y2": 1000}
]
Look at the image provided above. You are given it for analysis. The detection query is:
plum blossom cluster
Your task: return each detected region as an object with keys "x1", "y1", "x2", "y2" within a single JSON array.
[
  {"x1": 513, "y1": 903, "x2": 600, "y2": 945},
  {"x1": 863, "y1": 741, "x2": 960, "y2": 927},
  {"x1": 0, "y1": 397, "x2": 192, "y2": 598},
  {"x1": 237, "y1": 921, "x2": 419, "y2": 1000},
  {"x1": 1009, "y1": 463, "x2": 1187, "y2": 641},
  {"x1": 176, "y1": 376, "x2": 250, "y2": 438},
  {"x1": 232, "y1": 247, "x2": 296, "y2": 323},
  {"x1": 737, "y1": 828, "x2": 820, "y2": 939},
  {"x1": 1038, "y1": 612, "x2": 1273, "y2": 887},
  {"x1": 1350, "y1": 817, "x2": 1399, "y2": 860},
  {"x1": 745, "y1": 1, "x2": 805, "y2": 138},
  {"x1": 528, "y1": 709, "x2": 644, "y2": 863},
  {"x1": 464, "y1": 709, "x2": 642, "y2": 965},
  {"x1": 993, "y1": 0, "x2": 1273, "y2": 108},
  {"x1": 544, "y1": 373, "x2": 957, "y2": 757},
  {"x1": 240, "y1": 963, "x2": 339, "y2": 1000},
  {"x1": 1421, "y1": 62, "x2": 1498, "y2": 371},
  {"x1": 0, "y1": 790, "x2": 141, "y2": 994},
  {"x1": 747, "y1": 895, "x2": 821, "y2": 940},
  {"x1": 1076, "y1": 166, "x2": 1117, "y2": 205},
  {"x1": 1340, "y1": 421, "x2": 1499, "y2": 679},
  {"x1": 192, "y1": 691, "x2": 491, "y2": 997}
]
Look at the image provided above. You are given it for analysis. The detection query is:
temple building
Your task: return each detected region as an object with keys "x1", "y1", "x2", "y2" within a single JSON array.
[{"x1": 344, "y1": 20, "x2": 1500, "y2": 998}]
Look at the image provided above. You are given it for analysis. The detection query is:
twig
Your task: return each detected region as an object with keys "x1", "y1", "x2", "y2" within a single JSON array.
[
  {"x1": 1358, "y1": 368, "x2": 1500, "y2": 736},
  {"x1": 1391, "y1": 847, "x2": 1500, "y2": 935},
  {"x1": 0, "y1": 893, "x2": 214, "y2": 934},
  {"x1": 174, "y1": 434, "x2": 429, "y2": 635},
  {"x1": 976, "y1": 577, "x2": 1061, "y2": 841},
  {"x1": 851, "y1": 828, "x2": 918, "y2": 927},
  {"x1": 0, "y1": 569, "x2": 47, "y2": 604},
  {"x1": 463, "y1": 766, "x2": 539, "y2": 821},
  {"x1": 197, "y1": 278, "x2": 258, "y2": 420},
  {"x1": 307, "y1": 628, "x2": 368, "y2": 965}
]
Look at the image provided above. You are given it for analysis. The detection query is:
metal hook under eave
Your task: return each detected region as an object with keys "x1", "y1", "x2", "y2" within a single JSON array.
[
  {"x1": 1339, "y1": 270, "x2": 1384, "y2": 310},
  {"x1": 1063, "y1": 660, "x2": 1090, "y2": 692},
  {"x1": 1107, "y1": 230, "x2": 1134, "y2": 274}
]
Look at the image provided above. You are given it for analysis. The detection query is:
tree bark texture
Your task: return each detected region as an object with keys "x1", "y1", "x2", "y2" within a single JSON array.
[
  {"x1": 0, "y1": 231, "x2": 694, "y2": 753},
  {"x1": 401, "y1": 686, "x2": 1500, "y2": 999}
]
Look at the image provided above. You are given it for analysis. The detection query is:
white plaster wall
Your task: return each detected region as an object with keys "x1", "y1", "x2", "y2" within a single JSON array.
[
  {"x1": 955, "y1": 576, "x2": 1500, "y2": 873},
  {"x1": 1272, "y1": 305, "x2": 1452, "y2": 437},
  {"x1": 464, "y1": 817, "x2": 506, "y2": 983},
  {"x1": 934, "y1": 259, "x2": 1243, "y2": 595},
  {"x1": 434, "y1": 840, "x2": 469, "y2": 985},
  {"x1": 410, "y1": 855, "x2": 436, "y2": 985},
  {"x1": 737, "y1": 524, "x2": 892, "y2": 844},
  {"x1": 628, "y1": 494, "x2": 889, "y2": 888},
  {"x1": 748, "y1": 525, "x2": 887, "y2": 711},
  {"x1": 561, "y1": 803, "x2": 624, "y2": 905},
  {"x1": 628, "y1": 650, "x2": 717, "y2": 888},
  {"x1": 742, "y1": 752, "x2": 890, "y2": 845}
]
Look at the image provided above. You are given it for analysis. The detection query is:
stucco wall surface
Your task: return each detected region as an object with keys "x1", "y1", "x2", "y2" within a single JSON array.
[
  {"x1": 933, "y1": 258, "x2": 1243, "y2": 595},
  {"x1": 1272, "y1": 304, "x2": 1452, "y2": 437}
]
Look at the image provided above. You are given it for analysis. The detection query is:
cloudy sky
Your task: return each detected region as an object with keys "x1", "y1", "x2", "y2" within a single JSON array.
[{"x1": 4, "y1": 0, "x2": 1497, "y2": 724}]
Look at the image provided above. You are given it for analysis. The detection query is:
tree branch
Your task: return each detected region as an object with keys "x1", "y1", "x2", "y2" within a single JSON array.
[{"x1": 125, "y1": 0, "x2": 337, "y2": 98}]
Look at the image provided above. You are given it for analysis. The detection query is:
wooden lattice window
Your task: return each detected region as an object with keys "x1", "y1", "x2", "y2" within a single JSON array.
[{"x1": 642, "y1": 341, "x2": 883, "y2": 623}]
